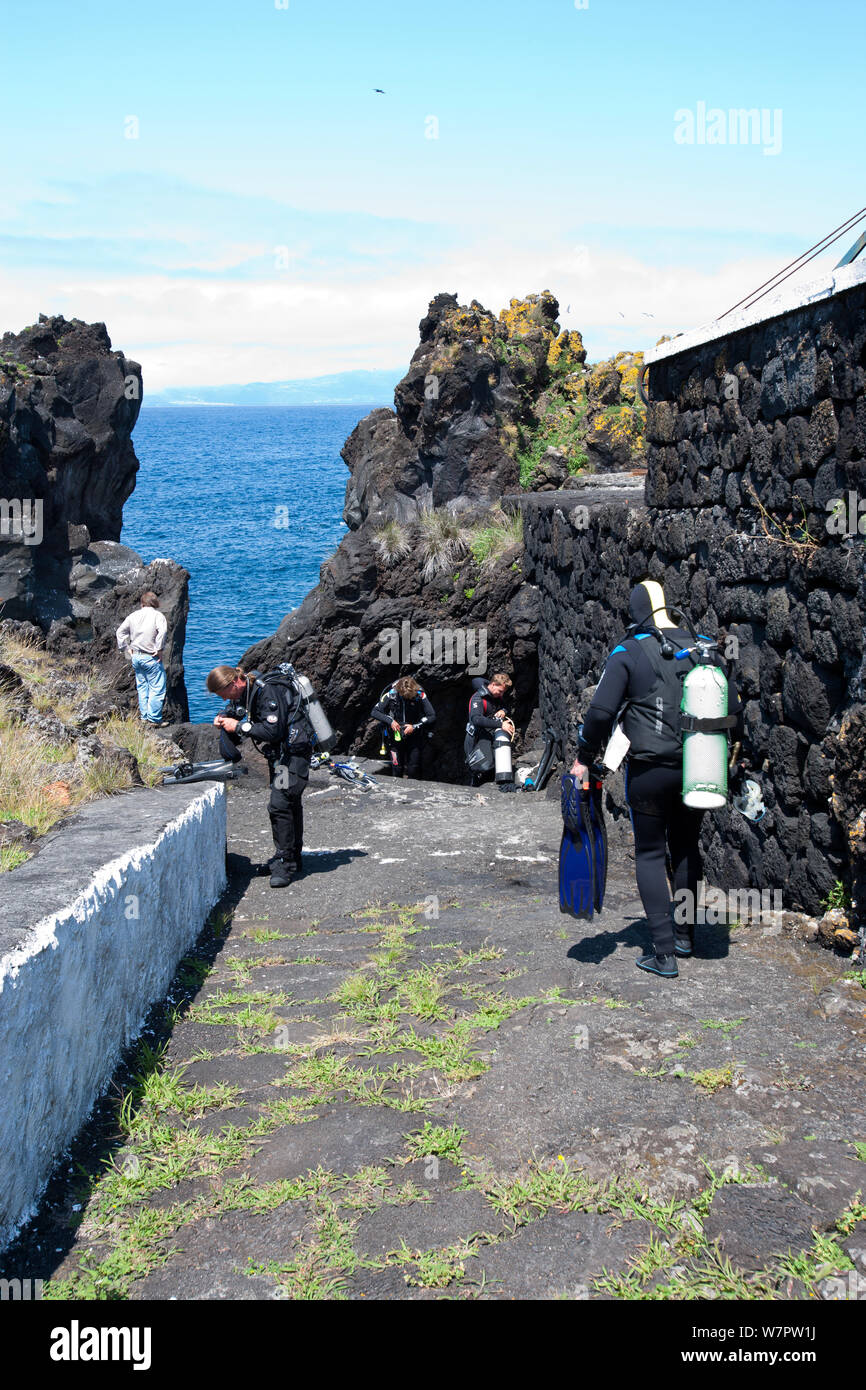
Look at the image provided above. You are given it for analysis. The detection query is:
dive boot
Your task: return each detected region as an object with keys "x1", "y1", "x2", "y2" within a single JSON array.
[
  {"x1": 636, "y1": 951, "x2": 679, "y2": 978},
  {"x1": 269, "y1": 859, "x2": 296, "y2": 888}
]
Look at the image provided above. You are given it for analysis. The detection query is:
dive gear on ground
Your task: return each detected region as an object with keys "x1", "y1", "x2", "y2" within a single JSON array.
[
  {"x1": 161, "y1": 759, "x2": 249, "y2": 785},
  {"x1": 519, "y1": 731, "x2": 558, "y2": 791}
]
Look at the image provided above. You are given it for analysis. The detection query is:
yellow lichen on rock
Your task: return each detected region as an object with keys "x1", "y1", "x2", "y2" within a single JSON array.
[
  {"x1": 585, "y1": 406, "x2": 646, "y2": 468},
  {"x1": 437, "y1": 301, "x2": 497, "y2": 349},
  {"x1": 614, "y1": 351, "x2": 645, "y2": 403},
  {"x1": 497, "y1": 291, "x2": 559, "y2": 343},
  {"x1": 547, "y1": 328, "x2": 587, "y2": 372}
]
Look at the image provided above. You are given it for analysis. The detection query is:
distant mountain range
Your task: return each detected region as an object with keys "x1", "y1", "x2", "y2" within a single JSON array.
[{"x1": 144, "y1": 368, "x2": 405, "y2": 407}]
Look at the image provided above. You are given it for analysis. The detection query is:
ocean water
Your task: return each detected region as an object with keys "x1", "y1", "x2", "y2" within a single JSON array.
[{"x1": 122, "y1": 405, "x2": 383, "y2": 722}]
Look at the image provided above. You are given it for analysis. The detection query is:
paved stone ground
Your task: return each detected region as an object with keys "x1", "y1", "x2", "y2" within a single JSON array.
[{"x1": 4, "y1": 762, "x2": 866, "y2": 1300}]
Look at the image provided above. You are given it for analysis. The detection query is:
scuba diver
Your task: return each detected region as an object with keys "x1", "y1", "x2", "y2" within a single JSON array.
[
  {"x1": 464, "y1": 673, "x2": 515, "y2": 786},
  {"x1": 569, "y1": 580, "x2": 743, "y2": 978},
  {"x1": 207, "y1": 662, "x2": 320, "y2": 888},
  {"x1": 371, "y1": 676, "x2": 436, "y2": 778}
]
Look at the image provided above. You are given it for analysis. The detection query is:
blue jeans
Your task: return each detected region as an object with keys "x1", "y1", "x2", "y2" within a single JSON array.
[{"x1": 131, "y1": 653, "x2": 166, "y2": 723}]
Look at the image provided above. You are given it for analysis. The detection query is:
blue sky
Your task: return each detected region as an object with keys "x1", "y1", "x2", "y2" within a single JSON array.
[{"x1": 2, "y1": 0, "x2": 863, "y2": 388}]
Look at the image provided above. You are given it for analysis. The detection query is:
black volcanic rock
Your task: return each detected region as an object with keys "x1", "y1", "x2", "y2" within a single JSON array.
[
  {"x1": 243, "y1": 531, "x2": 532, "y2": 782},
  {"x1": 342, "y1": 409, "x2": 423, "y2": 528},
  {"x1": 0, "y1": 313, "x2": 190, "y2": 720},
  {"x1": 0, "y1": 316, "x2": 141, "y2": 536},
  {"x1": 0, "y1": 315, "x2": 142, "y2": 621},
  {"x1": 341, "y1": 292, "x2": 564, "y2": 533},
  {"x1": 241, "y1": 292, "x2": 562, "y2": 776}
]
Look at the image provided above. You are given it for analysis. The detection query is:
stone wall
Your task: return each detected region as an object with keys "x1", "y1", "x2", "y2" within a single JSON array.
[
  {"x1": 521, "y1": 274, "x2": 866, "y2": 925},
  {"x1": 0, "y1": 783, "x2": 226, "y2": 1251}
]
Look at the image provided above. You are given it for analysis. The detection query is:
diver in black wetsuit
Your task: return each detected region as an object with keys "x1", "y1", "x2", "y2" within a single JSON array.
[
  {"x1": 464, "y1": 673, "x2": 514, "y2": 786},
  {"x1": 571, "y1": 580, "x2": 743, "y2": 978},
  {"x1": 207, "y1": 663, "x2": 313, "y2": 888},
  {"x1": 371, "y1": 676, "x2": 436, "y2": 778}
]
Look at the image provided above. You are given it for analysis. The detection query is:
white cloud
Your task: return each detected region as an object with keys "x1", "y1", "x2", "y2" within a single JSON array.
[{"x1": 0, "y1": 242, "x2": 840, "y2": 391}]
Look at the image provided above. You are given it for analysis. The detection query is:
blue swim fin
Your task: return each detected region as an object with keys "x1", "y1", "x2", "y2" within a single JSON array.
[
  {"x1": 588, "y1": 772, "x2": 607, "y2": 913},
  {"x1": 559, "y1": 773, "x2": 596, "y2": 919}
]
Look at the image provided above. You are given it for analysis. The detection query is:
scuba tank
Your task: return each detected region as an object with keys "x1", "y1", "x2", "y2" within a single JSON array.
[
  {"x1": 292, "y1": 671, "x2": 337, "y2": 752},
  {"x1": 681, "y1": 645, "x2": 729, "y2": 809},
  {"x1": 494, "y1": 725, "x2": 514, "y2": 783}
]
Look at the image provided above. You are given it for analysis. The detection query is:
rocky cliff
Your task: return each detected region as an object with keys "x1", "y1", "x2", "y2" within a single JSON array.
[
  {"x1": 241, "y1": 291, "x2": 637, "y2": 778},
  {"x1": 0, "y1": 314, "x2": 189, "y2": 721}
]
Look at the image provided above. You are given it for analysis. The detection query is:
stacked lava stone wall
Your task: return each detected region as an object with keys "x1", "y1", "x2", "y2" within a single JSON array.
[{"x1": 522, "y1": 279, "x2": 866, "y2": 922}]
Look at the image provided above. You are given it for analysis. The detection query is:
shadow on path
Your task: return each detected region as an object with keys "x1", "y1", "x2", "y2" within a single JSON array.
[{"x1": 567, "y1": 917, "x2": 733, "y2": 964}]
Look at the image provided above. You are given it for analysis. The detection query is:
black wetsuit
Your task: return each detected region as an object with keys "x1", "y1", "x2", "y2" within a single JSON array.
[
  {"x1": 578, "y1": 627, "x2": 742, "y2": 956},
  {"x1": 220, "y1": 675, "x2": 312, "y2": 871},
  {"x1": 464, "y1": 678, "x2": 507, "y2": 786},
  {"x1": 371, "y1": 686, "x2": 436, "y2": 778}
]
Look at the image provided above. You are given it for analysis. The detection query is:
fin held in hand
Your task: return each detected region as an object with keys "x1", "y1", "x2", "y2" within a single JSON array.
[
  {"x1": 559, "y1": 773, "x2": 596, "y2": 919},
  {"x1": 588, "y1": 773, "x2": 607, "y2": 912}
]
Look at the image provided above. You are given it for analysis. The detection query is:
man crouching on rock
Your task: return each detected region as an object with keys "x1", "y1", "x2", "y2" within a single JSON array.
[{"x1": 207, "y1": 663, "x2": 312, "y2": 888}]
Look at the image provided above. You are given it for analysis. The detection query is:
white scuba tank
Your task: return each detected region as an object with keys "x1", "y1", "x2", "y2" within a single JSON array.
[
  {"x1": 294, "y1": 673, "x2": 337, "y2": 752},
  {"x1": 494, "y1": 725, "x2": 513, "y2": 783},
  {"x1": 681, "y1": 662, "x2": 728, "y2": 809}
]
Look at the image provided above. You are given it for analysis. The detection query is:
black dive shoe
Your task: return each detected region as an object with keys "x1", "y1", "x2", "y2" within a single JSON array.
[
  {"x1": 269, "y1": 861, "x2": 296, "y2": 888},
  {"x1": 636, "y1": 951, "x2": 678, "y2": 978},
  {"x1": 673, "y1": 932, "x2": 694, "y2": 958}
]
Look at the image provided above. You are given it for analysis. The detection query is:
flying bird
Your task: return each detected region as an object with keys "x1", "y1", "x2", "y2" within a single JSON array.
[{"x1": 374, "y1": 88, "x2": 386, "y2": 94}]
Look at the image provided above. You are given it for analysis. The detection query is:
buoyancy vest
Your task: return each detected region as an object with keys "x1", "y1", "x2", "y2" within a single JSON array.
[{"x1": 617, "y1": 631, "x2": 700, "y2": 765}]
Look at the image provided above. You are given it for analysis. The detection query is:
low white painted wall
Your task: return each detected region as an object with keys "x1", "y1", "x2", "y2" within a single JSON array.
[{"x1": 0, "y1": 782, "x2": 227, "y2": 1251}]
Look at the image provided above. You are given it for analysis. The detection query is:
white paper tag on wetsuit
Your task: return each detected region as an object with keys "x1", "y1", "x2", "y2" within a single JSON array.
[{"x1": 602, "y1": 724, "x2": 630, "y2": 772}]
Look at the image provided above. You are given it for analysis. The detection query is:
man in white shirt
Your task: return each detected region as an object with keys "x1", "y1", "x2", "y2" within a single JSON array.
[{"x1": 116, "y1": 591, "x2": 168, "y2": 725}]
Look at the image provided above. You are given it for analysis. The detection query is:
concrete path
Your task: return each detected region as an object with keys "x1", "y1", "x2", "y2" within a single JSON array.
[{"x1": 7, "y1": 763, "x2": 866, "y2": 1300}]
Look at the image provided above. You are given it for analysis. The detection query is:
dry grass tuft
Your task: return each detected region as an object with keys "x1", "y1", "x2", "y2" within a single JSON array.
[
  {"x1": 372, "y1": 519, "x2": 412, "y2": 567},
  {"x1": 417, "y1": 507, "x2": 471, "y2": 581}
]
